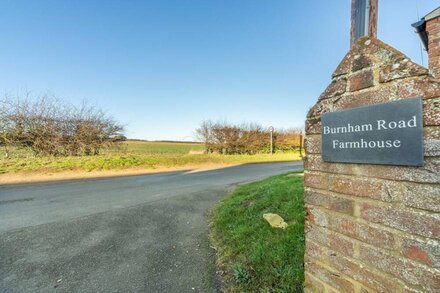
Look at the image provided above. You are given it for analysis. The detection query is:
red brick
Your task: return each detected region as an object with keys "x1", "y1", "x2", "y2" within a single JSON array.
[
  {"x1": 309, "y1": 86, "x2": 422, "y2": 119},
  {"x1": 333, "y1": 85, "x2": 396, "y2": 111},
  {"x1": 305, "y1": 119, "x2": 321, "y2": 134},
  {"x1": 304, "y1": 272, "x2": 326, "y2": 293},
  {"x1": 332, "y1": 37, "x2": 405, "y2": 77},
  {"x1": 427, "y1": 26, "x2": 440, "y2": 35},
  {"x1": 424, "y1": 126, "x2": 440, "y2": 140},
  {"x1": 349, "y1": 69, "x2": 374, "y2": 92},
  {"x1": 429, "y1": 17, "x2": 440, "y2": 78},
  {"x1": 404, "y1": 182, "x2": 440, "y2": 212},
  {"x1": 404, "y1": 244, "x2": 433, "y2": 266},
  {"x1": 304, "y1": 155, "x2": 357, "y2": 176},
  {"x1": 351, "y1": 55, "x2": 372, "y2": 72},
  {"x1": 304, "y1": 135, "x2": 321, "y2": 154},
  {"x1": 305, "y1": 189, "x2": 354, "y2": 215},
  {"x1": 426, "y1": 45, "x2": 440, "y2": 55},
  {"x1": 429, "y1": 47, "x2": 440, "y2": 57},
  {"x1": 424, "y1": 98, "x2": 440, "y2": 126},
  {"x1": 306, "y1": 226, "x2": 355, "y2": 257},
  {"x1": 307, "y1": 98, "x2": 333, "y2": 118},
  {"x1": 397, "y1": 77, "x2": 440, "y2": 100},
  {"x1": 306, "y1": 207, "x2": 330, "y2": 228},
  {"x1": 305, "y1": 239, "x2": 326, "y2": 259},
  {"x1": 332, "y1": 52, "x2": 352, "y2": 77},
  {"x1": 430, "y1": 39, "x2": 440, "y2": 46},
  {"x1": 329, "y1": 175, "x2": 401, "y2": 202},
  {"x1": 424, "y1": 138, "x2": 440, "y2": 157},
  {"x1": 307, "y1": 240, "x2": 403, "y2": 291},
  {"x1": 304, "y1": 154, "x2": 440, "y2": 184},
  {"x1": 304, "y1": 171, "x2": 328, "y2": 190},
  {"x1": 361, "y1": 203, "x2": 440, "y2": 238},
  {"x1": 306, "y1": 261, "x2": 355, "y2": 293},
  {"x1": 332, "y1": 215, "x2": 396, "y2": 250},
  {"x1": 402, "y1": 237, "x2": 440, "y2": 269},
  {"x1": 328, "y1": 252, "x2": 402, "y2": 292},
  {"x1": 427, "y1": 18, "x2": 440, "y2": 28},
  {"x1": 328, "y1": 232, "x2": 355, "y2": 257},
  {"x1": 319, "y1": 77, "x2": 347, "y2": 100},
  {"x1": 380, "y1": 59, "x2": 429, "y2": 83},
  {"x1": 430, "y1": 34, "x2": 440, "y2": 41},
  {"x1": 307, "y1": 207, "x2": 396, "y2": 250},
  {"x1": 350, "y1": 38, "x2": 403, "y2": 67},
  {"x1": 430, "y1": 50, "x2": 440, "y2": 57},
  {"x1": 371, "y1": 39, "x2": 405, "y2": 59},
  {"x1": 332, "y1": 215, "x2": 356, "y2": 236},
  {"x1": 359, "y1": 244, "x2": 440, "y2": 291}
]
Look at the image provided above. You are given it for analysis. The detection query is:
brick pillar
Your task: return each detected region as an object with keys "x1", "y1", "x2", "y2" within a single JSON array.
[
  {"x1": 427, "y1": 16, "x2": 440, "y2": 78},
  {"x1": 303, "y1": 37, "x2": 440, "y2": 292}
]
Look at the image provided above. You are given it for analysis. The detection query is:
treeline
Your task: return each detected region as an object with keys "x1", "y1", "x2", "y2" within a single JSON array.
[
  {"x1": 0, "y1": 94, "x2": 124, "y2": 157},
  {"x1": 195, "y1": 120, "x2": 303, "y2": 155}
]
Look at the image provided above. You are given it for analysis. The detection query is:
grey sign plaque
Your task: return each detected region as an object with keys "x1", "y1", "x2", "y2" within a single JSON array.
[{"x1": 321, "y1": 97, "x2": 424, "y2": 166}]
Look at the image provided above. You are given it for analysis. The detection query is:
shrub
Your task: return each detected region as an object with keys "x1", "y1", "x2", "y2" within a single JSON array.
[
  {"x1": 195, "y1": 120, "x2": 302, "y2": 155},
  {"x1": 0, "y1": 93, "x2": 124, "y2": 156}
]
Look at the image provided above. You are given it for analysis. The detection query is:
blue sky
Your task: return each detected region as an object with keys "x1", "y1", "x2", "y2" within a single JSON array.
[{"x1": 1, "y1": 0, "x2": 439, "y2": 140}]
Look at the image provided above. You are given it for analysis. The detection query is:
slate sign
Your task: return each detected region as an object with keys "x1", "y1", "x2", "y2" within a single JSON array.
[{"x1": 321, "y1": 97, "x2": 424, "y2": 166}]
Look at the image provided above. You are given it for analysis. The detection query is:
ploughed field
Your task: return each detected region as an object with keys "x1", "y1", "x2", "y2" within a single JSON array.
[{"x1": 0, "y1": 140, "x2": 301, "y2": 174}]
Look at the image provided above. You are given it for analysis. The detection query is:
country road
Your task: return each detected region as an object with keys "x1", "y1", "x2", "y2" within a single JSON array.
[{"x1": 0, "y1": 161, "x2": 303, "y2": 293}]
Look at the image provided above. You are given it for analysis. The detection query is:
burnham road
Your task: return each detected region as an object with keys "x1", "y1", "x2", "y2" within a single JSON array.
[{"x1": 0, "y1": 161, "x2": 303, "y2": 293}]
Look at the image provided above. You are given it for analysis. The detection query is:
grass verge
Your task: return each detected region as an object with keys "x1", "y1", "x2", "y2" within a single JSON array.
[{"x1": 209, "y1": 173, "x2": 305, "y2": 292}]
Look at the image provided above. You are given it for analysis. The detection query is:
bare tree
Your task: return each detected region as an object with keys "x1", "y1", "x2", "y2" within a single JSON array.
[{"x1": 195, "y1": 120, "x2": 213, "y2": 153}]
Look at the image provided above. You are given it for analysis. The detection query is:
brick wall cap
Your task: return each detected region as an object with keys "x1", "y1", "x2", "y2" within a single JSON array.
[{"x1": 332, "y1": 37, "x2": 427, "y2": 80}]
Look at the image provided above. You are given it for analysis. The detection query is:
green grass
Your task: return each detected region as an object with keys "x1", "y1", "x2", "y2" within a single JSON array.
[
  {"x1": 0, "y1": 141, "x2": 302, "y2": 174},
  {"x1": 209, "y1": 173, "x2": 305, "y2": 292},
  {"x1": 116, "y1": 140, "x2": 205, "y2": 155}
]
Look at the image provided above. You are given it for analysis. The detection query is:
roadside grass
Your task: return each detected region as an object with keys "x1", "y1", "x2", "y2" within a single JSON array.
[
  {"x1": 0, "y1": 141, "x2": 302, "y2": 174},
  {"x1": 209, "y1": 173, "x2": 305, "y2": 292}
]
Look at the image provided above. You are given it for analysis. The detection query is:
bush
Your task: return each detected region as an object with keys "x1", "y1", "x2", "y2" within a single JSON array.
[
  {"x1": 0, "y1": 93, "x2": 124, "y2": 156},
  {"x1": 195, "y1": 120, "x2": 302, "y2": 155}
]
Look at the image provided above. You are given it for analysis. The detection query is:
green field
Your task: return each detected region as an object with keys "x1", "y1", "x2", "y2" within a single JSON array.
[
  {"x1": 115, "y1": 140, "x2": 205, "y2": 155},
  {"x1": 209, "y1": 173, "x2": 305, "y2": 292},
  {"x1": 0, "y1": 140, "x2": 302, "y2": 174}
]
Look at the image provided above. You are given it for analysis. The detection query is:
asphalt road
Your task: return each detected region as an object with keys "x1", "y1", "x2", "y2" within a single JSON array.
[{"x1": 0, "y1": 161, "x2": 303, "y2": 293}]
